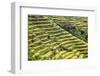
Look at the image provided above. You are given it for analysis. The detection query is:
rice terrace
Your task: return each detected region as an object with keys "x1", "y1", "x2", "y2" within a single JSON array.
[{"x1": 28, "y1": 15, "x2": 88, "y2": 61}]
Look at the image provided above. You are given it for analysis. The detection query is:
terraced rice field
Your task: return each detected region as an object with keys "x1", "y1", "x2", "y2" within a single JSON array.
[{"x1": 28, "y1": 15, "x2": 88, "y2": 61}]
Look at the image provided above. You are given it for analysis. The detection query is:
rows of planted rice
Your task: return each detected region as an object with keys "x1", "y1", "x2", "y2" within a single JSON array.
[{"x1": 28, "y1": 15, "x2": 88, "y2": 61}]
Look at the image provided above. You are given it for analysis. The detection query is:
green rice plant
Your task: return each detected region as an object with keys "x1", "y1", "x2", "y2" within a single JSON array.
[{"x1": 28, "y1": 15, "x2": 88, "y2": 60}]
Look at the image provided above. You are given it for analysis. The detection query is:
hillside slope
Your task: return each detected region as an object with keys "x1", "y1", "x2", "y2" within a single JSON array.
[{"x1": 28, "y1": 15, "x2": 88, "y2": 60}]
